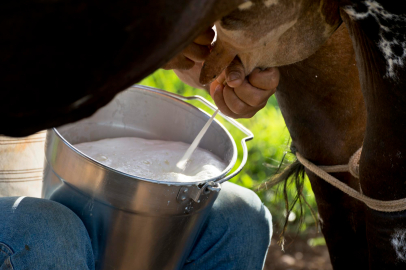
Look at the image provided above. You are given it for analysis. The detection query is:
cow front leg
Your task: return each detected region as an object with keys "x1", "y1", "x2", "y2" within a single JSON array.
[
  {"x1": 276, "y1": 24, "x2": 369, "y2": 269},
  {"x1": 307, "y1": 172, "x2": 369, "y2": 270},
  {"x1": 342, "y1": 5, "x2": 406, "y2": 269}
]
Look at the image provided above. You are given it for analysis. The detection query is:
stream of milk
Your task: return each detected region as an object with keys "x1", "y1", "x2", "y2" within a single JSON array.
[
  {"x1": 176, "y1": 109, "x2": 219, "y2": 170},
  {"x1": 74, "y1": 137, "x2": 226, "y2": 182}
]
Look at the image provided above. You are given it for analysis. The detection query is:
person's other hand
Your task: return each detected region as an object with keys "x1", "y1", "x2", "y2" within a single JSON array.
[
  {"x1": 209, "y1": 58, "x2": 280, "y2": 118},
  {"x1": 162, "y1": 27, "x2": 214, "y2": 70},
  {"x1": 163, "y1": 27, "x2": 214, "y2": 91}
]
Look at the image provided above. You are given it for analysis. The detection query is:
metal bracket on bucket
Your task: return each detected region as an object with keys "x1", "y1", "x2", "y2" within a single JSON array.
[{"x1": 177, "y1": 181, "x2": 221, "y2": 203}]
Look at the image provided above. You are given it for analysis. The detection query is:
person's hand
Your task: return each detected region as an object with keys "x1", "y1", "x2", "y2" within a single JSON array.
[
  {"x1": 173, "y1": 62, "x2": 209, "y2": 90},
  {"x1": 162, "y1": 27, "x2": 214, "y2": 70},
  {"x1": 209, "y1": 58, "x2": 280, "y2": 118},
  {"x1": 162, "y1": 27, "x2": 214, "y2": 90}
]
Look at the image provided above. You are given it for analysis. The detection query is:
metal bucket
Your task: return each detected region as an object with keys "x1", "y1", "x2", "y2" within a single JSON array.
[{"x1": 42, "y1": 85, "x2": 253, "y2": 270}]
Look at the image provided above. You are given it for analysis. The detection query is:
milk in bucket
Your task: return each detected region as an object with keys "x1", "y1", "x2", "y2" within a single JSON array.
[{"x1": 74, "y1": 137, "x2": 227, "y2": 182}]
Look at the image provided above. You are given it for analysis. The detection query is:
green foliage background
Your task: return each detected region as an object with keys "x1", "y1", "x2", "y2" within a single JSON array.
[{"x1": 140, "y1": 69, "x2": 319, "y2": 235}]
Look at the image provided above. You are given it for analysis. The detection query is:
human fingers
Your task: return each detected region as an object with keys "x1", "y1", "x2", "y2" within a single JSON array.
[
  {"x1": 194, "y1": 27, "x2": 215, "y2": 46},
  {"x1": 210, "y1": 82, "x2": 265, "y2": 118},
  {"x1": 215, "y1": 71, "x2": 226, "y2": 85},
  {"x1": 223, "y1": 84, "x2": 265, "y2": 117},
  {"x1": 175, "y1": 63, "x2": 210, "y2": 91},
  {"x1": 233, "y1": 79, "x2": 275, "y2": 107},
  {"x1": 225, "y1": 57, "x2": 246, "y2": 88},
  {"x1": 182, "y1": 42, "x2": 210, "y2": 63},
  {"x1": 162, "y1": 54, "x2": 194, "y2": 70},
  {"x1": 210, "y1": 83, "x2": 240, "y2": 118},
  {"x1": 162, "y1": 27, "x2": 214, "y2": 70},
  {"x1": 162, "y1": 43, "x2": 209, "y2": 70},
  {"x1": 248, "y1": 67, "x2": 280, "y2": 90}
]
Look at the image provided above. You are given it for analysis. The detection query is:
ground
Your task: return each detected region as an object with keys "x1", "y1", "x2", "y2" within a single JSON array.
[{"x1": 264, "y1": 233, "x2": 332, "y2": 270}]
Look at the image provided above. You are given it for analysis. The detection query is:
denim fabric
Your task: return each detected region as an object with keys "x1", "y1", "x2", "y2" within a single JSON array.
[
  {"x1": 0, "y1": 183, "x2": 272, "y2": 270},
  {"x1": 0, "y1": 197, "x2": 94, "y2": 270},
  {"x1": 0, "y1": 242, "x2": 13, "y2": 270},
  {"x1": 184, "y1": 182, "x2": 272, "y2": 270}
]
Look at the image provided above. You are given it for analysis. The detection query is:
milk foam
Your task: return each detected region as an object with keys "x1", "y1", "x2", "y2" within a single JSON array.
[{"x1": 74, "y1": 137, "x2": 227, "y2": 182}]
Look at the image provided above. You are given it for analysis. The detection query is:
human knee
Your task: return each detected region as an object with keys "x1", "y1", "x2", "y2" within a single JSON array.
[
  {"x1": 0, "y1": 197, "x2": 94, "y2": 269},
  {"x1": 215, "y1": 182, "x2": 273, "y2": 243},
  {"x1": 2, "y1": 197, "x2": 87, "y2": 237},
  {"x1": 185, "y1": 184, "x2": 272, "y2": 270}
]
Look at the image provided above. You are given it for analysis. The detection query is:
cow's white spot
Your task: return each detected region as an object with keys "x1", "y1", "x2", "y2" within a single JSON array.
[
  {"x1": 263, "y1": 0, "x2": 278, "y2": 8},
  {"x1": 343, "y1": 1, "x2": 406, "y2": 79},
  {"x1": 238, "y1": 1, "x2": 253, "y2": 10},
  {"x1": 391, "y1": 229, "x2": 406, "y2": 261}
]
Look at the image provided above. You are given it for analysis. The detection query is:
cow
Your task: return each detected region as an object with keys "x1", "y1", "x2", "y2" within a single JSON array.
[{"x1": 198, "y1": 1, "x2": 406, "y2": 269}]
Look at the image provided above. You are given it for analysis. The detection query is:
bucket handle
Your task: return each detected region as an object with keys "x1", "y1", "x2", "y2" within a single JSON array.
[{"x1": 135, "y1": 86, "x2": 253, "y2": 185}]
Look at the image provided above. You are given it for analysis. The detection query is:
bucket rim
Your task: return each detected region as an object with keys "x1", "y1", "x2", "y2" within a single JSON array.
[{"x1": 52, "y1": 86, "x2": 238, "y2": 186}]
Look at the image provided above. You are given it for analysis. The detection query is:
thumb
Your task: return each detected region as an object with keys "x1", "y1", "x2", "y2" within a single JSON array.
[{"x1": 225, "y1": 57, "x2": 245, "y2": 88}]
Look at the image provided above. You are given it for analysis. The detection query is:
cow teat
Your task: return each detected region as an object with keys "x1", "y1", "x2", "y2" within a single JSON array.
[{"x1": 199, "y1": 39, "x2": 237, "y2": 85}]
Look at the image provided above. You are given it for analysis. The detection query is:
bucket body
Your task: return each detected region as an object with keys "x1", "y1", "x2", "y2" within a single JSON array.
[{"x1": 42, "y1": 86, "x2": 242, "y2": 270}]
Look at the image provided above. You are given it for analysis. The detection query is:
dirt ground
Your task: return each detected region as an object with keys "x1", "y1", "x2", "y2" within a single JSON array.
[{"x1": 264, "y1": 233, "x2": 332, "y2": 270}]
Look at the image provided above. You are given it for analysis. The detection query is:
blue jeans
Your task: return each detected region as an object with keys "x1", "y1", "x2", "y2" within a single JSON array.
[{"x1": 0, "y1": 182, "x2": 272, "y2": 270}]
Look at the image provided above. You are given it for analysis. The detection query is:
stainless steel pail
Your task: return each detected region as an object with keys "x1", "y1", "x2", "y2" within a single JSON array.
[{"x1": 42, "y1": 85, "x2": 253, "y2": 270}]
